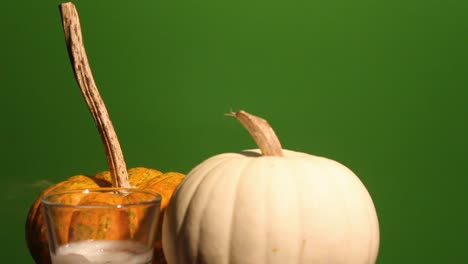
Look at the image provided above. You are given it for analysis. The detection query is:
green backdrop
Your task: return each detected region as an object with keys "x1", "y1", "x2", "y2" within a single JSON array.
[{"x1": 1, "y1": 0, "x2": 467, "y2": 263}]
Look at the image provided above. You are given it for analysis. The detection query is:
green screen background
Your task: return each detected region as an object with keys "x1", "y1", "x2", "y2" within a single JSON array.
[{"x1": 1, "y1": 0, "x2": 467, "y2": 263}]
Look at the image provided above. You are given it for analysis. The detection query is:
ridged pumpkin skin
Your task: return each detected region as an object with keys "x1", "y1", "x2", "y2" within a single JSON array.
[
  {"x1": 26, "y1": 167, "x2": 184, "y2": 264},
  {"x1": 163, "y1": 149, "x2": 379, "y2": 264}
]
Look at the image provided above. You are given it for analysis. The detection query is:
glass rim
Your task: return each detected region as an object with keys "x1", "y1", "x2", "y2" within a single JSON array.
[{"x1": 41, "y1": 187, "x2": 162, "y2": 209}]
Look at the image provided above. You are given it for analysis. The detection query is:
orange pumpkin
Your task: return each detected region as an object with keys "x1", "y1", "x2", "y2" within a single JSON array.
[
  {"x1": 25, "y1": 3, "x2": 185, "y2": 263},
  {"x1": 26, "y1": 168, "x2": 184, "y2": 264}
]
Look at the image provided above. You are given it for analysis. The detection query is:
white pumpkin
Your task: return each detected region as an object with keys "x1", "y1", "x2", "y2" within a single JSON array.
[{"x1": 162, "y1": 111, "x2": 379, "y2": 264}]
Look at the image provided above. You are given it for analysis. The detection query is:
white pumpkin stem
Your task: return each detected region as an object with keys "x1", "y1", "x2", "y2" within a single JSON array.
[
  {"x1": 59, "y1": 2, "x2": 131, "y2": 188},
  {"x1": 227, "y1": 110, "x2": 284, "y2": 156}
]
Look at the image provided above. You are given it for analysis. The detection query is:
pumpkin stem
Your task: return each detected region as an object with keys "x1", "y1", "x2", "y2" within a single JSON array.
[
  {"x1": 227, "y1": 110, "x2": 284, "y2": 156},
  {"x1": 59, "y1": 2, "x2": 131, "y2": 188}
]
